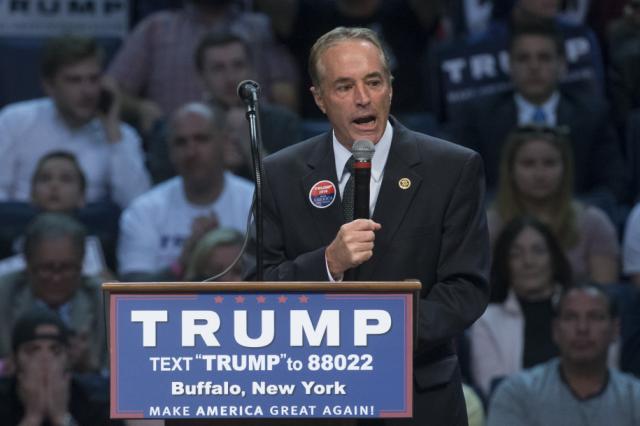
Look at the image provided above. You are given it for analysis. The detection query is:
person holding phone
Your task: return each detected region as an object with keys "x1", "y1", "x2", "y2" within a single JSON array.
[{"x1": 0, "y1": 35, "x2": 151, "y2": 209}]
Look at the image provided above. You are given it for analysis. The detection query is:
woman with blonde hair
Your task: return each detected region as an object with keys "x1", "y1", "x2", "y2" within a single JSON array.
[
  {"x1": 184, "y1": 228, "x2": 244, "y2": 282},
  {"x1": 488, "y1": 125, "x2": 620, "y2": 284}
]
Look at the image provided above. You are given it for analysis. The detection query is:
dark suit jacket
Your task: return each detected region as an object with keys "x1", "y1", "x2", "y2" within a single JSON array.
[
  {"x1": 451, "y1": 90, "x2": 628, "y2": 201},
  {"x1": 246, "y1": 118, "x2": 490, "y2": 424}
]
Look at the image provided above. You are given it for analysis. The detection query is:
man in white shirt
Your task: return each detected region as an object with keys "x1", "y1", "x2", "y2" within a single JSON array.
[
  {"x1": 0, "y1": 35, "x2": 151, "y2": 208},
  {"x1": 118, "y1": 102, "x2": 253, "y2": 281}
]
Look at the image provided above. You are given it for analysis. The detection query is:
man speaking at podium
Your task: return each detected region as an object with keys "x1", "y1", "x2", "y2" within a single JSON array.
[{"x1": 245, "y1": 27, "x2": 490, "y2": 426}]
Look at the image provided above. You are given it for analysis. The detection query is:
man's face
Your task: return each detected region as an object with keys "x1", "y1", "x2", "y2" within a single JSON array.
[
  {"x1": 553, "y1": 288, "x2": 618, "y2": 366},
  {"x1": 15, "y1": 324, "x2": 69, "y2": 373},
  {"x1": 311, "y1": 39, "x2": 392, "y2": 148},
  {"x1": 43, "y1": 57, "x2": 102, "y2": 127},
  {"x1": 200, "y1": 42, "x2": 252, "y2": 108},
  {"x1": 510, "y1": 35, "x2": 564, "y2": 104},
  {"x1": 169, "y1": 111, "x2": 224, "y2": 188},
  {"x1": 518, "y1": 0, "x2": 560, "y2": 18},
  {"x1": 31, "y1": 157, "x2": 85, "y2": 213},
  {"x1": 27, "y1": 237, "x2": 83, "y2": 308}
]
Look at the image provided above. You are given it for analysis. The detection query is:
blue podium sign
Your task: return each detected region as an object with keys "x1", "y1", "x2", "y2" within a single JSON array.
[{"x1": 109, "y1": 290, "x2": 413, "y2": 419}]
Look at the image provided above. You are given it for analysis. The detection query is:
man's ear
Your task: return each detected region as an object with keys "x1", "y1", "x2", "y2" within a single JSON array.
[{"x1": 310, "y1": 86, "x2": 326, "y2": 115}]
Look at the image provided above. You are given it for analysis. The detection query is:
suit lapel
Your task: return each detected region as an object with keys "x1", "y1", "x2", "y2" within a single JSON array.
[
  {"x1": 301, "y1": 134, "x2": 344, "y2": 246},
  {"x1": 357, "y1": 121, "x2": 423, "y2": 279}
]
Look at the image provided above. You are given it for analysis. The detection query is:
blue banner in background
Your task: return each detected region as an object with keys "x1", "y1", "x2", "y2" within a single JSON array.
[{"x1": 110, "y1": 292, "x2": 413, "y2": 419}]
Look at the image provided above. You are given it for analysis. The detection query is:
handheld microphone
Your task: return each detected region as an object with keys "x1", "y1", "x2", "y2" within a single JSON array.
[
  {"x1": 237, "y1": 80, "x2": 260, "y2": 105},
  {"x1": 351, "y1": 140, "x2": 375, "y2": 219}
]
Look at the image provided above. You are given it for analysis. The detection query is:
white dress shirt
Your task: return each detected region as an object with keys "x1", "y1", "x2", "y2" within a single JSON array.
[
  {"x1": 515, "y1": 91, "x2": 560, "y2": 126},
  {"x1": 332, "y1": 120, "x2": 393, "y2": 217}
]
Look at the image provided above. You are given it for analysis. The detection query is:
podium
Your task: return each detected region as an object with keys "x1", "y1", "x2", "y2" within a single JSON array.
[{"x1": 103, "y1": 281, "x2": 421, "y2": 424}]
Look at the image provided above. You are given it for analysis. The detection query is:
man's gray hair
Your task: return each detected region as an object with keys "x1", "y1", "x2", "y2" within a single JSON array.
[
  {"x1": 24, "y1": 213, "x2": 86, "y2": 261},
  {"x1": 308, "y1": 26, "x2": 392, "y2": 88}
]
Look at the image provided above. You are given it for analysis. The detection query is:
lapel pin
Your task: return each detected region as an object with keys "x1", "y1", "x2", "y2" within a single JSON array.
[
  {"x1": 398, "y1": 178, "x2": 411, "y2": 190},
  {"x1": 309, "y1": 180, "x2": 336, "y2": 208}
]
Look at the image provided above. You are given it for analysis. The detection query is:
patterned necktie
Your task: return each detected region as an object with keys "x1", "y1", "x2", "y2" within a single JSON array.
[
  {"x1": 342, "y1": 156, "x2": 355, "y2": 222},
  {"x1": 532, "y1": 107, "x2": 547, "y2": 124}
]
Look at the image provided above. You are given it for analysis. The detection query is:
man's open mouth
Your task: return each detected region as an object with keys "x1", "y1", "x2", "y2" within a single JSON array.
[{"x1": 353, "y1": 115, "x2": 376, "y2": 126}]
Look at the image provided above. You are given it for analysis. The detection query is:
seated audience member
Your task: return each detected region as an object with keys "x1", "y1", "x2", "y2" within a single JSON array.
[
  {"x1": 471, "y1": 215, "x2": 572, "y2": 397},
  {"x1": 0, "y1": 307, "x2": 118, "y2": 425},
  {"x1": 184, "y1": 228, "x2": 244, "y2": 282},
  {"x1": 31, "y1": 151, "x2": 86, "y2": 214},
  {"x1": 0, "y1": 213, "x2": 106, "y2": 373},
  {"x1": 452, "y1": 21, "x2": 626, "y2": 202},
  {"x1": 107, "y1": 0, "x2": 297, "y2": 134},
  {"x1": 0, "y1": 35, "x2": 151, "y2": 209},
  {"x1": 488, "y1": 125, "x2": 620, "y2": 284},
  {"x1": 437, "y1": 0, "x2": 606, "y2": 124},
  {"x1": 487, "y1": 283, "x2": 640, "y2": 426},
  {"x1": 623, "y1": 201, "x2": 640, "y2": 287},
  {"x1": 118, "y1": 103, "x2": 253, "y2": 281},
  {"x1": 0, "y1": 152, "x2": 112, "y2": 278}
]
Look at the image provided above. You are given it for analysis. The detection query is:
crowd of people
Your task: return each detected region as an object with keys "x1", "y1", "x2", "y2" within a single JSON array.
[{"x1": 0, "y1": 0, "x2": 639, "y2": 424}]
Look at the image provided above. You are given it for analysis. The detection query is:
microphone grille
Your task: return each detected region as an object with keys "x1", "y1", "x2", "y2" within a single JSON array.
[{"x1": 351, "y1": 140, "x2": 375, "y2": 161}]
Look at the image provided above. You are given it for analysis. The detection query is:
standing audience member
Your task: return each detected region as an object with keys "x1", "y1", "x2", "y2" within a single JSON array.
[
  {"x1": 471, "y1": 216, "x2": 572, "y2": 397},
  {"x1": 107, "y1": 0, "x2": 297, "y2": 133},
  {"x1": 118, "y1": 102, "x2": 253, "y2": 281},
  {"x1": 184, "y1": 228, "x2": 244, "y2": 282},
  {"x1": 623, "y1": 201, "x2": 640, "y2": 287},
  {"x1": 488, "y1": 125, "x2": 620, "y2": 284},
  {"x1": 452, "y1": 21, "x2": 627, "y2": 202},
  {"x1": 0, "y1": 35, "x2": 150, "y2": 209},
  {"x1": 0, "y1": 307, "x2": 117, "y2": 425},
  {"x1": 487, "y1": 283, "x2": 640, "y2": 426},
  {"x1": 0, "y1": 213, "x2": 106, "y2": 373}
]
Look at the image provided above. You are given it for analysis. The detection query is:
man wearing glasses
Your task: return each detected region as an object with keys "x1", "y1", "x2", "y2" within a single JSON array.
[{"x1": 0, "y1": 213, "x2": 106, "y2": 374}]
